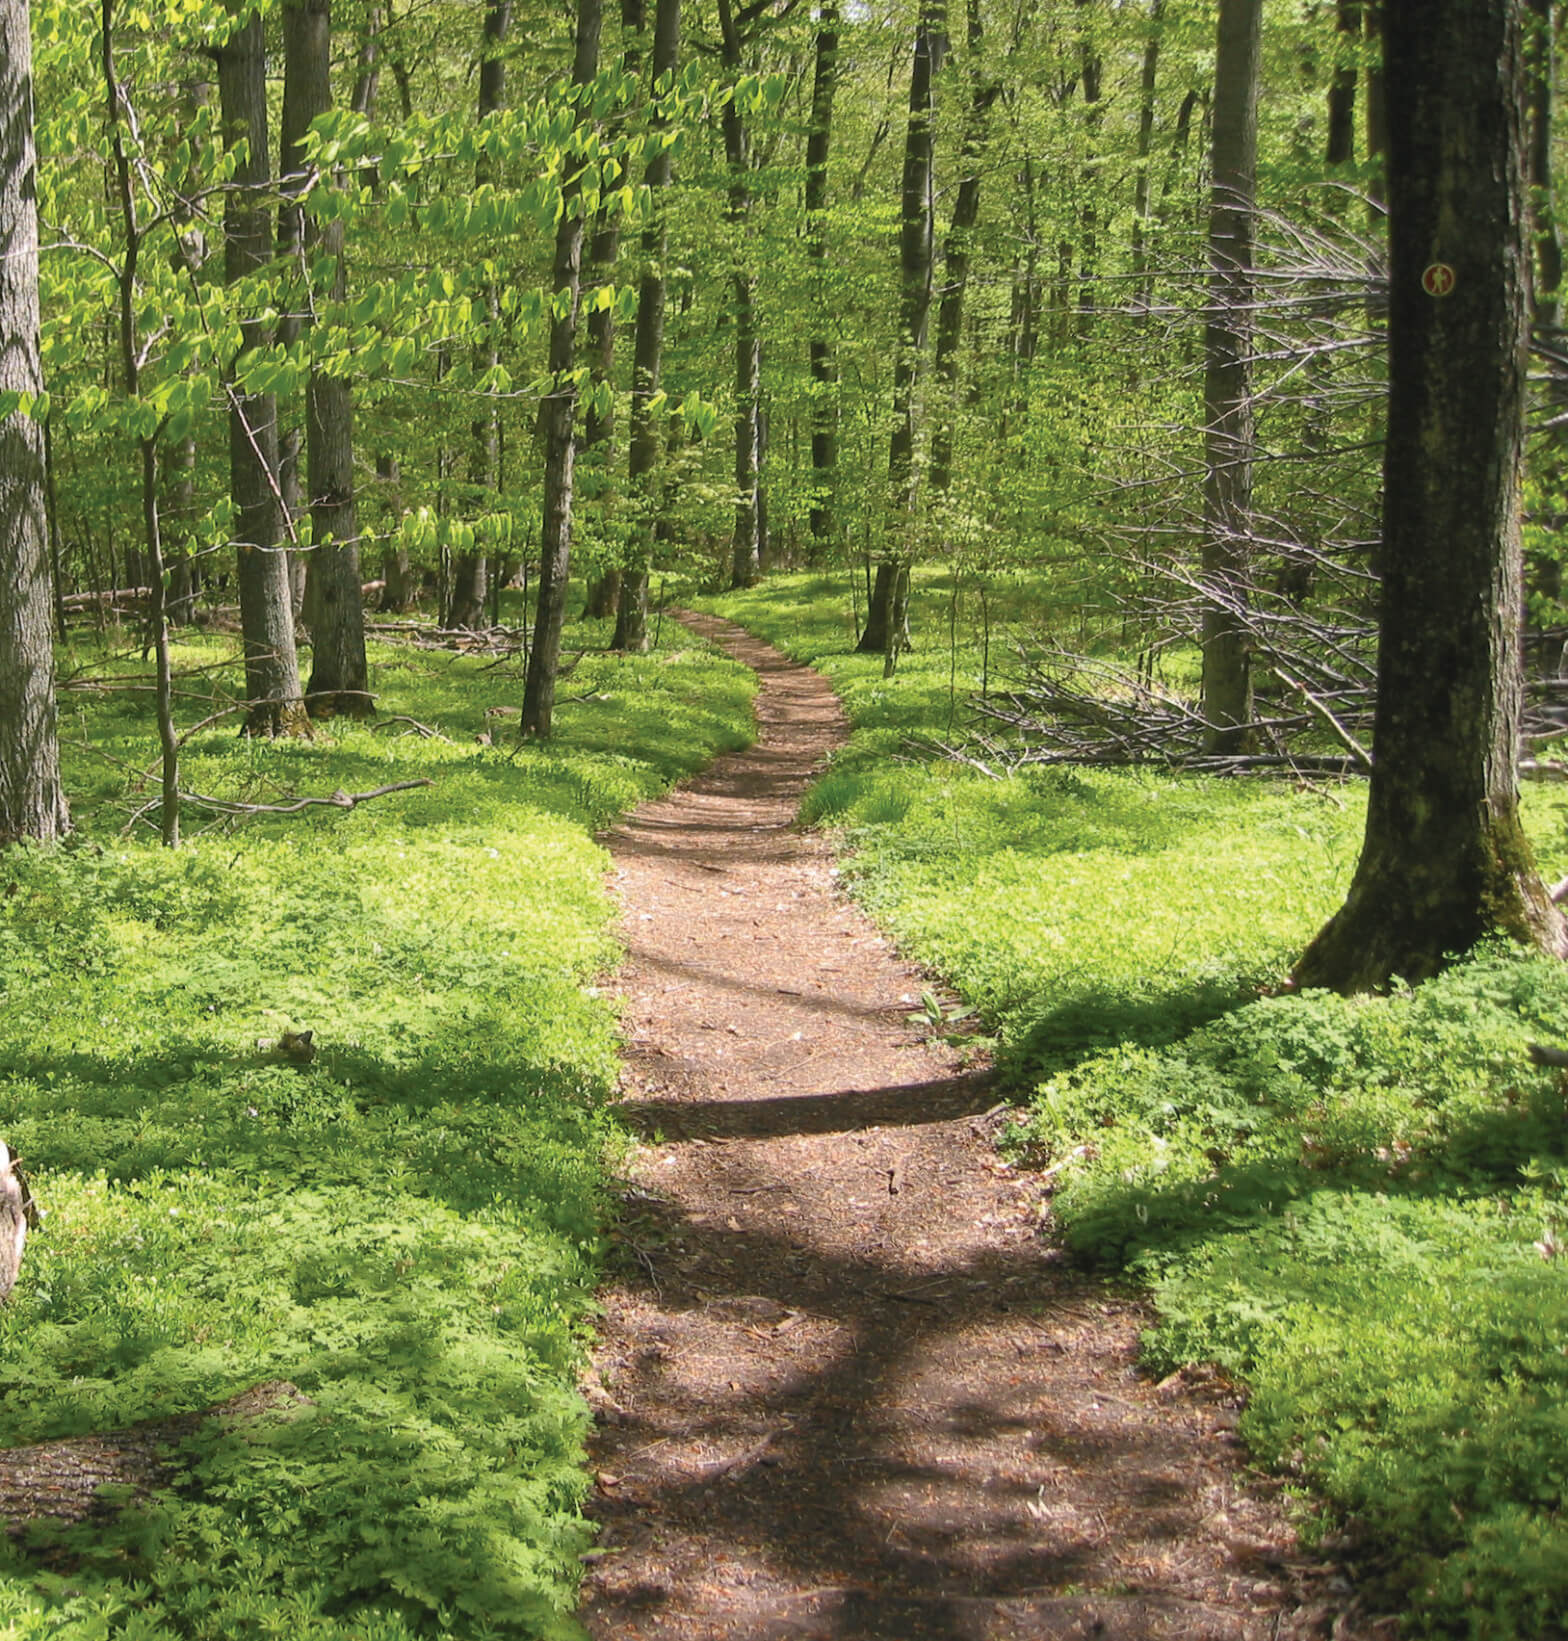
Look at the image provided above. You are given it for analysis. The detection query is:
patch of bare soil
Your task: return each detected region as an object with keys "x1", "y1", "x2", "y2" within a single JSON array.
[{"x1": 579, "y1": 613, "x2": 1364, "y2": 1641}]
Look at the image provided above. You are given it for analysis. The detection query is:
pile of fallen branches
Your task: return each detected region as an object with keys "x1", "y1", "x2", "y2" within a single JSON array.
[
  {"x1": 364, "y1": 619, "x2": 528, "y2": 657},
  {"x1": 917, "y1": 639, "x2": 1368, "y2": 779},
  {"x1": 918, "y1": 626, "x2": 1568, "y2": 782}
]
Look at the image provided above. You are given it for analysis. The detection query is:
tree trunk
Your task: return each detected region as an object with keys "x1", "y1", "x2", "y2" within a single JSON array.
[
  {"x1": 580, "y1": 0, "x2": 644, "y2": 618},
  {"x1": 805, "y1": 0, "x2": 840, "y2": 561},
  {"x1": 105, "y1": 0, "x2": 181, "y2": 843},
  {"x1": 0, "y1": 0, "x2": 69, "y2": 845},
  {"x1": 1293, "y1": 0, "x2": 1566, "y2": 991},
  {"x1": 453, "y1": 0, "x2": 512, "y2": 632},
  {"x1": 217, "y1": 6, "x2": 307, "y2": 736},
  {"x1": 927, "y1": 0, "x2": 998, "y2": 503},
  {"x1": 612, "y1": 0, "x2": 680, "y2": 653},
  {"x1": 375, "y1": 457, "x2": 417, "y2": 611},
  {"x1": 1130, "y1": 0, "x2": 1163, "y2": 309},
  {"x1": 719, "y1": 0, "x2": 762, "y2": 590},
  {"x1": 1525, "y1": 0, "x2": 1566, "y2": 672},
  {"x1": 1326, "y1": 0, "x2": 1360, "y2": 166},
  {"x1": 1198, "y1": 0, "x2": 1261, "y2": 754},
  {"x1": 521, "y1": 0, "x2": 602, "y2": 738},
  {"x1": 282, "y1": 0, "x2": 370, "y2": 718},
  {"x1": 858, "y1": 0, "x2": 942, "y2": 659},
  {"x1": 1074, "y1": 0, "x2": 1103, "y2": 339}
]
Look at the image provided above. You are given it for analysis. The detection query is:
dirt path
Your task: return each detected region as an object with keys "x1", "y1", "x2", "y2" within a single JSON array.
[{"x1": 579, "y1": 614, "x2": 1356, "y2": 1641}]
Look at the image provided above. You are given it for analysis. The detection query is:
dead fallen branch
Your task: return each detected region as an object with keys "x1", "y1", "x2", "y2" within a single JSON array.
[{"x1": 181, "y1": 779, "x2": 433, "y2": 816}]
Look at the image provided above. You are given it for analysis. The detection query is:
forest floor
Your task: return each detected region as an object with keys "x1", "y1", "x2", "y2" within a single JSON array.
[{"x1": 578, "y1": 613, "x2": 1369, "y2": 1641}]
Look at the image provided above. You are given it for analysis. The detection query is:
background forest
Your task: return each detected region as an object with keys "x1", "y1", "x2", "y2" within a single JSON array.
[{"x1": 5, "y1": 0, "x2": 1568, "y2": 1635}]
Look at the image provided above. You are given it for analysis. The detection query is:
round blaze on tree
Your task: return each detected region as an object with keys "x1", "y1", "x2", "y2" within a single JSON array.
[{"x1": 1293, "y1": 0, "x2": 1567, "y2": 991}]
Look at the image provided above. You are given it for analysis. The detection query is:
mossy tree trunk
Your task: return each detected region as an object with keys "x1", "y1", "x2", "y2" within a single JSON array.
[{"x1": 1293, "y1": 0, "x2": 1567, "y2": 991}]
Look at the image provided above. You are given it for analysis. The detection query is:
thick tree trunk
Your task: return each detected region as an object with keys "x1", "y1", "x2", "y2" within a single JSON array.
[
  {"x1": 858, "y1": 0, "x2": 942, "y2": 660},
  {"x1": 521, "y1": 0, "x2": 602, "y2": 738},
  {"x1": 1294, "y1": 0, "x2": 1566, "y2": 991},
  {"x1": 282, "y1": 0, "x2": 370, "y2": 718},
  {"x1": 0, "y1": 0, "x2": 69, "y2": 845},
  {"x1": 1198, "y1": 0, "x2": 1261, "y2": 755},
  {"x1": 806, "y1": 0, "x2": 840, "y2": 560},
  {"x1": 613, "y1": 0, "x2": 680, "y2": 653},
  {"x1": 217, "y1": 7, "x2": 307, "y2": 736}
]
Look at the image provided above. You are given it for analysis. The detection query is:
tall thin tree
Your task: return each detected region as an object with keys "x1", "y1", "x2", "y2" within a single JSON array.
[
  {"x1": 805, "y1": 0, "x2": 840, "y2": 561},
  {"x1": 216, "y1": 2, "x2": 308, "y2": 735},
  {"x1": 449, "y1": 0, "x2": 512, "y2": 630},
  {"x1": 1197, "y1": 0, "x2": 1261, "y2": 754},
  {"x1": 857, "y1": 0, "x2": 943, "y2": 664},
  {"x1": 282, "y1": 0, "x2": 371, "y2": 717},
  {"x1": 612, "y1": 0, "x2": 681, "y2": 652},
  {"x1": 522, "y1": 0, "x2": 603, "y2": 736}
]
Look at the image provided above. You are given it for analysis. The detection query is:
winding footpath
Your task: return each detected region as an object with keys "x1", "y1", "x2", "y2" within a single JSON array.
[{"x1": 578, "y1": 614, "x2": 1359, "y2": 1641}]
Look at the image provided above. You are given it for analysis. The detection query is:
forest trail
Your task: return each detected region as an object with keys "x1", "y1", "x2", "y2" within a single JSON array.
[{"x1": 579, "y1": 614, "x2": 1356, "y2": 1641}]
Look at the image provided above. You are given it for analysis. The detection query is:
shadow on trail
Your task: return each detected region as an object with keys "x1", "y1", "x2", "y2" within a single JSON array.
[
  {"x1": 615, "y1": 1068, "x2": 1001, "y2": 1141},
  {"x1": 589, "y1": 1093, "x2": 1250, "y2": 1641}
]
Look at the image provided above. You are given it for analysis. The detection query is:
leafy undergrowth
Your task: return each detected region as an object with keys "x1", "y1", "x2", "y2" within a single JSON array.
[
  {"x1": 0, "y1": 616, "x2": 756, "y2": 1640},
  {"x1": 707, "y1": 572, "x2": 1568, "y2": 1636}
]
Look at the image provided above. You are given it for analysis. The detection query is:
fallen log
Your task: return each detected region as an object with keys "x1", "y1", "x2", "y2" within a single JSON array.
[{"x1": 0, "y1": 1381, "x2": 309, "y2": 1536}]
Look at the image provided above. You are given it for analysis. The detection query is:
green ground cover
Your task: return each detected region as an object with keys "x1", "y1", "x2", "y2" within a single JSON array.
[
  {"x1": 0, "y1": 615, "x2": 756, "y2": 1640},
  {"x1": 706, "y1": 571, "x2": 1568, "y2": 1636}
]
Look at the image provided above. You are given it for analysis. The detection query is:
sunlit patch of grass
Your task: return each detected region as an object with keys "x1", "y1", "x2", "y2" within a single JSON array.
[
  {"x1": 707, "y1": 570, "x2": 1568, "y2": 1633},
  {"x1": 0, "y1": 612, "x2": 756, "y2": 1638}
]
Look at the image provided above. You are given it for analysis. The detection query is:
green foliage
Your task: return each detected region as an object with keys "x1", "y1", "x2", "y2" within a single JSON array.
[{"x1": 0, "y1": 627, "x2": 756, "y2": 1638}]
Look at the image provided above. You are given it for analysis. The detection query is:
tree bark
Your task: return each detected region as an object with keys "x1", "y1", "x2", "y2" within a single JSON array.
[
  {"x1": 1198, "y1": 0, "x2": 1261, "y2": 755},
  {"x1": 858, "y1": 0, "x2": 942, "y2": 659},
  {"x1": 282, "y1": 0, "x2": 371, "y2": 718},
  {"x1": 1130, "y1": 0, "x2": 1163, "y2": 308},
  {"x1": 1326, "y1": 0, "x2": 1360, "y2": 166},
  {"x1": 1293, "y1": 0, "x2": 1567, "y2": 991},
  {"x1": 805, "y1": 0, "x2": 840, "y2": 560},
  {"x1": 612, "y1": 0, "x2": 680, "y2": 653},
  {"x1": 0, "y1": 0, "x2": 69, "y2": 845},
  {"x1": 451, "y1": 0, "x2": 512, "y2": 631},
  {"x1": 521, "y1": 0, "x2": 602, "y2": 737},
  {"x1": 581, "y1": 0, "x2": 644, "y2": 620},
  {"x1": 217, "y1": 5, "x2": 308, "y2": 736},
  {"x1": 927, "y1": 0, "x2": 998, "y2": 503},
  {"x1": 719, "y1": 0, "x2": 763, "y2": 591}
]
